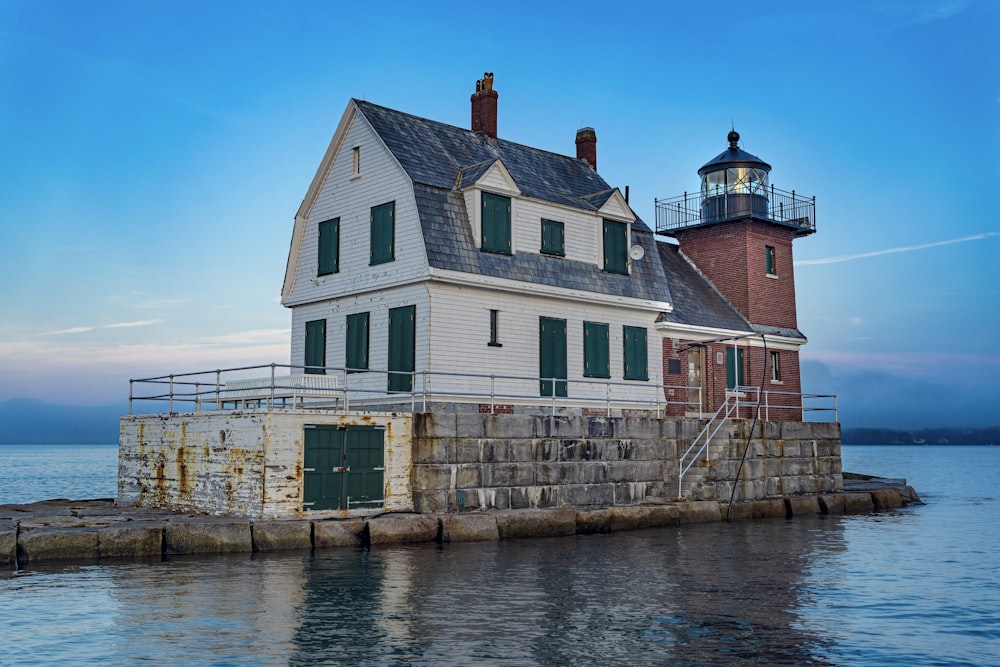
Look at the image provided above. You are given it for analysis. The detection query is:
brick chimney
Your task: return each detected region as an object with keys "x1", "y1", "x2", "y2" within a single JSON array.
[
  {"x1": 471, "y1": 72, "x2": 498, "y2": 138},
  {"x1": 576, "y1": 127, "x2": 597, "y2": 170}
]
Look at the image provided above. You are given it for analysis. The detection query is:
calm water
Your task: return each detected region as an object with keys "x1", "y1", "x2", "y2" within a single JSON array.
[
  {"x1": 0, "y1": 444, "x2": 119, "y2": 504},
  {"x1": 1, "y1": 445, "x2": 998, "y2": 666}
]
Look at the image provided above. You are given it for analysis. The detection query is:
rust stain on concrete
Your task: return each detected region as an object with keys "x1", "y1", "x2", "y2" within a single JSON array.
[{"x1": 177, "y1": 446, "x2": 188, "y2": 496}]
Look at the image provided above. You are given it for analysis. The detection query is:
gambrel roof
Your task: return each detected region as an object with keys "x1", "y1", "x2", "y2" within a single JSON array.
[{"x1": 351, "y1": 100, "x2": 674, "y2": 305}]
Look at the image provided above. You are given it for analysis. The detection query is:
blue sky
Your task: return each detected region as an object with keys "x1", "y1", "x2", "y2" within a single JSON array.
[{"x1": 1, "y1": 1, "x2": 997, "y2": 428}]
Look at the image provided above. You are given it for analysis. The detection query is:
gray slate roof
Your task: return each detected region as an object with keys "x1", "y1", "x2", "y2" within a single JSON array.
[
  {"x1": 414, "y1": 185, "x2": 671, "y2": 301},
  {"x1": 654, "y1": 242, "x2": 752, "y2": 332},
  {"x1": 355, "y1": 100, "x2": 672, "y2": 303},
  {"x1": 355, "y1": 100, "x2": 652, "y2": 229}
]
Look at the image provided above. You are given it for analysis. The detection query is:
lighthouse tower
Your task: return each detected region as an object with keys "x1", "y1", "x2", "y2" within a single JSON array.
[
  {"x1": 656, "y1": 130, "x2": 816, "y2": 416},
  {"x1": 662, "y1": 130, "x2": 815, "y2": 330}
]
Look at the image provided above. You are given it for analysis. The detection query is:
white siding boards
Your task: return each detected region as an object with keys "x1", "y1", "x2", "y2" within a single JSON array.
[
  {"x1": 424, "y1": 284, "x2": 662, "y2": 401},
  {"x1": 290, "y1": 283, "x2": 430, "y2": 386},
  {"x1": 283, "y1": 104, "x2": 427, "y2": 308}
]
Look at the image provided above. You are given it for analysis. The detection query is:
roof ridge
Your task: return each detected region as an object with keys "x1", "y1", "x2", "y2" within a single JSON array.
[{"x1": 353, "y1": 98, "x2": 592, "y2": 167}]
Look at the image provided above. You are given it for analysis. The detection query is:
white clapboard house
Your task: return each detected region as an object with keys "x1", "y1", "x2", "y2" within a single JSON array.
[{"x1": 281, "y1": 74, "x2": 814, "y2": 417}]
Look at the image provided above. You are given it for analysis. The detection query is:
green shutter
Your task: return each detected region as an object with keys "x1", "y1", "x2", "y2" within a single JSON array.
[
  {"x1": 541, "y1": 218, "x2": 564, "y2": 256},
  {"x1": 481, "y1": 192, "x2": 511, "y2": 254},
  {"x1": 304, "y1": 319, "x2": 326, "y2": 375},
  {"x1": 603, "y1": 219, "x2": 628, "y2": 274},
  {"x1": 583, "y1": 322, "x2": 610, "y2": 378},
  {"x1": 388, "y1": 305, "x2": 415, "y2": 392},
  {"x1": 539, "y1": 316, "x2": 567, "y2": 397},
  {"x1": 370, "y1": 201, "x2": 395, "y2": 265},
  {"x1": 623, "y1": 326, "x2": 648, "y2": 381},
  {"x1": 726, "y1": 347, "x2": 746, "y2": 390},
  {"x1": 346, "y1": 312, "x2": 369, "y2": 371},
  {"x1": 317, "y1": 218, "x2": 339, "y2": 275}
]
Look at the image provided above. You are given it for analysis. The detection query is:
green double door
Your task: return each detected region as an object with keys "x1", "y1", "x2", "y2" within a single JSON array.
[{"x1": 303, "y1": 425, "x2": 385, "y2": 511}]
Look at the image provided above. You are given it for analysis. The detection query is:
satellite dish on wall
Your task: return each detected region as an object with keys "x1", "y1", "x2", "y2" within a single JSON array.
[{"x1": 629, "y1": 244, "x2": 645, "y2": 260}]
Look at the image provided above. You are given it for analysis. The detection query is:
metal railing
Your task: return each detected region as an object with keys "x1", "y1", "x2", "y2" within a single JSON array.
[
  {"x1": 128, "y1": 363, "x2": 698, "y2": 417},
  {"x1": 655, "y1": 185, "x2": 816, "y2": 235},
  {"x1": 128, "y1": 363, "x2": 838, "y2": 422},
  {"x1": 675, "y1": 385, "x2": 838, "y2": 497},
  {"x1": 678, "y1": 390, "x2": 743, "y2": 498}
]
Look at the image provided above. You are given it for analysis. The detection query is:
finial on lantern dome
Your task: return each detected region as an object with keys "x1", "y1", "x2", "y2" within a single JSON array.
[{"x1": 728, "y1": 129, "x2": 740, "y2": 149}]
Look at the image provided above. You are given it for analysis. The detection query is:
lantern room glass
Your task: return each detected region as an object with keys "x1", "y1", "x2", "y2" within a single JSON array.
[{"x1": 702, "y1": 167, "x2": 769, "y2": 197}]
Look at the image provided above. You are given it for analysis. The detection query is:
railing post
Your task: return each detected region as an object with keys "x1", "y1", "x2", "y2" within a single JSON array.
[
  {"x1": 215, "y1": 369, "x2": 221, "y2": 411},
  {"x1": 168, "y1": 374, "x2": 174, "y2": 413},
  {"x1": 490, "y1": 374, "x2": 495, "y2": 414},
  {"x1": 129, "y1": 380, "x2": 134, "y2": 415},
  {"x1": 195, "y1": 382, "x2": 201, "y2": 412},
  {"x1": 342, "y1": 368, "x2": 349, "y2": 414},
  {"x1": 269, "y1": 363, "x2": 276, "y2": 410},
  {"x1": 606, "y1": 380, "x2": 611, "y2": 417}
]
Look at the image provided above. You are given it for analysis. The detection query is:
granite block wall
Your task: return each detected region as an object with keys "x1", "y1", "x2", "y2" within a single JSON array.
[{"x1": 410, "y1": 414, "x2": 842, "y2": 512}]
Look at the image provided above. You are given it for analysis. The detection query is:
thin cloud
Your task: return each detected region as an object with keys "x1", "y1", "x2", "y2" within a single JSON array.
[
  {"x1": 44, "y1": 326, "x2": 95, "y2": 336},
  {"x1": 797, "y1": 232, "x2": 1000, "y2": 266},
  {"x1": 42, "y1": 320, "x2": 164, "y2": 335},
  {"x1": 103, "y1": 319, "x2": 165, "y2": 329},
  {"x1": 905, "y1": 1, "x2": 969, "y2": 25},
  {"x1": 202, "y1": 329, "x2": 289, "y2": 346},
  {"x1": 804, "y1": 349, "x2": 1000, "y2": 377}
]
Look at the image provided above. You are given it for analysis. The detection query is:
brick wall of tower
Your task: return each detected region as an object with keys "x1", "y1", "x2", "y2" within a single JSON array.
[
  {"x1": 675, "y1": 220, "x2": 799, "y2": 330},
  {"x1": 661, "y1": 337, "x2": 689, "y2": 417}
]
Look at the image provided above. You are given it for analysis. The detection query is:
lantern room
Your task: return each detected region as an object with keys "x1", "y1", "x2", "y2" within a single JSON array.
[
  {"x1": 698, "y1": 130, "x2": 771, "y2": 222},
  {"x1": 655, "y1": 130, "x2": 815, "y2": 237}
]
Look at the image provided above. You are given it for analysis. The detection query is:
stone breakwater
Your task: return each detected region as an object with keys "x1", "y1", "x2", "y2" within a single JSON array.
[{"x1": 2, "y1": 477, "x2": 920, "y2": 568}]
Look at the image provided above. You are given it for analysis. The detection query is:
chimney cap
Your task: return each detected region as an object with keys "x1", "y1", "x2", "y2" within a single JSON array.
[{"x1": 475, "y1": 72, "x2": 495, "y2": 93}]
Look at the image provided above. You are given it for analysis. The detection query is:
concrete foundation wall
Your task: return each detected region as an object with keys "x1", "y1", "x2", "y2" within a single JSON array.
[
  {"x1": 119, "y1": 411, "x2": 412, "y2": 519},
  {"x1": 119, "y1": 410, "x2": 840, "y2": 520},
  {"x1": 411, "y1": 413, "x2": 841, "y2": 513}
]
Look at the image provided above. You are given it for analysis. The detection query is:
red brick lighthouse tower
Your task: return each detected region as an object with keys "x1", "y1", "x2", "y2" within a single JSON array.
[{"x1": 657, "y1": 130, "x2": 816, "y2": 418}]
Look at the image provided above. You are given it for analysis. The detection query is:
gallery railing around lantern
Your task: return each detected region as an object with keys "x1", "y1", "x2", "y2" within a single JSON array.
[{"x1": 655, "y1": 185, "x2": 816, "y2": 236}]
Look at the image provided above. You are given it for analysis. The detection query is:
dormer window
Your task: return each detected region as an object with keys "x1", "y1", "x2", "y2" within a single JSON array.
[
  {"x1": 541, "y1": 218, "x2": 565, "y2": 256},
  {"x1": 481, "y1": 192, "x2": 511, "y2": 255},
  {"x1": 602, "y1": 219, "x2": 628, "y2": 274}
]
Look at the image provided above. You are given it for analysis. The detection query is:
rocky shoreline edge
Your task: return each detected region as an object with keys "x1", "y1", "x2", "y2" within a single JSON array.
[{"x1": 2, "y1": 475, "x2": 920, "y2": 569}]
